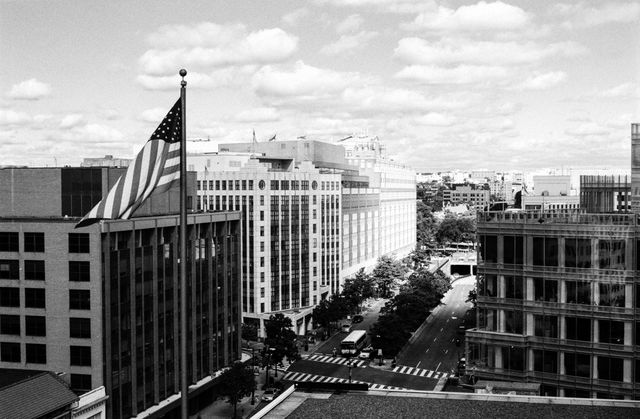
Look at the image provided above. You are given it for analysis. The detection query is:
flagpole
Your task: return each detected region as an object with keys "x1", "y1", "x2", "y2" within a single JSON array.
[{"x1": 179, "y1": 68, "x2": 189, "y2": 419}]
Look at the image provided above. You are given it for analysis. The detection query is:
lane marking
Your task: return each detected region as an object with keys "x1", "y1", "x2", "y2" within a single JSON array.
[
  {"x1": 434, "y1": 337, "x2": 437, "y2": 342},
  {"x1": 419, "y1": 369, "x2": 427, "y2": 377},
  {"x1": 435, "y1": 362, "x2": 442, "y2": 372},
  {"x1": 425, "y1": 348, "x2": 430, "y2": 353},
  {"x1": 440, "y1": 327, "x2": 443, "y2": 332},
  {"x1": 416, "y1": 361, "x2": 421, "y2": 368},
  {"x1": 426, "y1": 370, "x2": 434, "y2": 378}
]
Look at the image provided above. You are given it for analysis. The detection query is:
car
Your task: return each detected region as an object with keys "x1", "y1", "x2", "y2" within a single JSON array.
[
  {"x1": 352, "y1": 315, "x2": 364, "y2": 323},
  {"x1": 261, "y1": 388, "x2": 279, "y2": 402},
  {"x1": 341, "y1": 323, "x2": 352, "y2": 333},
  {"x1": 359, "y1": 346, "x2": 374, "y2": 360}
]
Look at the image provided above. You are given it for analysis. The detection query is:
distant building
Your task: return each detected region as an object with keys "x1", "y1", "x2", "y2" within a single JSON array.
[
  {"x1": 0, "y1": 167, "x2": 241, "y2": 418},
  {"x1": 81, "y1": 155, "x2": 131, "y2": 168},
  {"x1": 443, "y1": 184, "x2": 490, "y2": 211},
  {"x1": 580, "y1": 175, "x2": 631, "y2": 213},
  {"x1": 522, "y1": 175, "x2": 580, "y2": 211}
]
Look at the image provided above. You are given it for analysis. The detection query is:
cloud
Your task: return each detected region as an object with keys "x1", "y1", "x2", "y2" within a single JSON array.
[
  {"x1": 139, "y1": 108, "x2": 168, "y2": 123},
  {"x1": 405, "y1": 1, "x2": 530, "y2": 32},
  {"x1": 565, "y1": 121, "x2": 610, "y2": 137},
  {"x1": 320, "y1": 31, "x2": 378, "y2": 55},
  {"x1": 234, "y1": 107, "x2": 280, "y2": 123},
  {"x1": 0, "y1": 109, "x2": 31, "y2": 126},
  {"x1": 313, "y1": 0, "x2": 432, "y2": 14},
  {"x1": 395, "y1": 37, "x2": 586, "y2": 66},
  {"x1": 136, "y1": 68, "x2": 249, "y2": 91},
  {"x1": 341, "y1": 86, "x2": 468, "y2": 113},
  {"x1": 515, "y1": 71, "x2": 566, "y2": 90},
  {"x1": 64, "y1": 123, "x2": 125, "y2": 144},
  {"x1": 139, "y1": 23, "x2": 298, "y2": 76},
  {"x1": 59, "y1": 114, "x2": 85, "y2": 129},
  {"x1": 414, "y1": 112, "x2": 456, "y2": 126},
  {"x1": 553, "y1": 2, "x2": 640, "y2": 27},
  {"x1": 395, "y1": 64, "x2": 509, "y2": 84},
  {"x1": 252, "y1": 61, "x2": 361, "y2": 97},
  {"x1": 336, "y1": 14, "x2": 364, "y2": 33},
  {"x1": 597, "y1": 82, "x2": 640, "y2": 99},
  {"x1": 282, "y1": 8, "x2": 309, "y2": 26},
  {"x1": 7, "y1": 78, "x2": 51, "y2": 100}
]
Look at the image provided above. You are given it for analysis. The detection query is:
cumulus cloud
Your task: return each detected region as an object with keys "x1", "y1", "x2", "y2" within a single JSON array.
[
  {"x1": 341, "y1": 86, "x2": 466, "y2": 113},
  {"x1": 313, "y1": 0, "x2": 432, "y2": 14},
  {"x1": 336, "y1": 14, "x2": 364, "y2": 33},
  {"x1": 234, "y1": 107, "x2": 280, "y2": 123},
  {"x1": 139, "y1": 23, "x2": 298, "y2": 76},
  {"x1": 7, "y1": 78, "x2": 51, "y2": 100},
  {"x1": 320, "y1": 31, "x2": 378, "y2": 55},
  {"x1": 404, "y1": 1, "x2": 530, "y2": 32},
  {"x1": 139, "y1": 108, "x2": 168, "y2": 123},
  {"x1": 136, "y1": 68, "x2": 250, "y2": 91},
  {"x1": 0, "y1": 109, "x2": 31, "y2": 126},
  {"x1": 59, "y1": 114, "x2": 85, "y2": 129},
  {"x1": 597, "y1": 82, "x2": 640, "y2": 98},
  {"x1": 395, "y1": 64, "x2": 509, "y2": 84},
  {"x1": 282, "y1": 8, "x2": 309, "y2": 26},
  {"x1": 65, "y1": 123, "x2": 125, "y2": 144},
  {"x1": 395, "y1": 37, "x2": 586, "y2": 66},
  {"x1": 252, "y1": 61, "x2": 361, "y2": 97},
  {"x1": 414, "y1": 112, "x2": 456, "y2": 126},
  {"x1": 565, "y1": 121, "x2": 610, "y2": 137},
  {"x1": 553, "y1": 2, "x2": 640, "y2": 27},
  {"x1": 515, "y1": 71, "x2": 567, "y2": 90}
]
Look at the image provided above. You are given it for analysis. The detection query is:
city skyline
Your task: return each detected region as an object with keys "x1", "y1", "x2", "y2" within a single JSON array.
[{"x1": 1, "y1": 0, "x2": 639, "y2": 172}]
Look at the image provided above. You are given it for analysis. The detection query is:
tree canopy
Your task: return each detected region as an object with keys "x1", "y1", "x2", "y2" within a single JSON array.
[
  {"x1": 264, "y1": 313, "x2": 300, "y2": 366},
  {"x1": 218, "y1": 362, "x2": 256, "y2": 419},
  {"x1": 370, "y1": 313, "x2": 411, "y2": 357},
  {"x1": 371, "y1": 255, "x2": 408, "y2": 298},
  {"x1": 341, "y1": 268, "x2": 375, "y2": 312},
  {"x1": 436, "y1": 214, "x2": 476, "y2": 244}
]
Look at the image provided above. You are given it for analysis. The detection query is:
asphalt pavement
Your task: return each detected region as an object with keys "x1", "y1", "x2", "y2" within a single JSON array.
[{"x1": 398, "y1": 275, "x2": 476, "y2": 376}]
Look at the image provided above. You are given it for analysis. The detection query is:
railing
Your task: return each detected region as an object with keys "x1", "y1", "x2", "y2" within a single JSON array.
[{"x1": 478, "y1": 210, "x2": 638, "y2": 226}]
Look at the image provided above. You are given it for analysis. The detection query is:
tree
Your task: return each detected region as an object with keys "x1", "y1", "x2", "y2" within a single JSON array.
[
  {"x1": 416, "y1": 201, "x2": 437, "y2": 250},
  {"x1": 341, "y1": 268, "x2": 374, "y2": 313},
  {"x1": 218, "y1": 362, "x2": 256, "y2": 419},
  {"x1": 370, "y1": 313, "x2": 411, "y2": 357},
  {"x1": 312, "y1": 295, "x2": 350, "y2": 334},
  {"x1": 264, "y1": 313, "x2": 300, "y2": 366},
  {"x1": 371, "y1": 255, "x2": 408, "y2": 298},
  {"x1": 241, "y1": 323, "x2": 258, "y2": 342},
  {"x1": 382, "y1": 292, "x2": 430, "y2": 331},
  {"x1": 466, "y1": 286, "x2": 477, "y2": 308},
  {"x1": 436, "y1": 214, "x2": 476, "y2": 244}
]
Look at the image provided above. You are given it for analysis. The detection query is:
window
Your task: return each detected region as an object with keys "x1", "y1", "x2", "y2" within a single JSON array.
[
  {"x1": 533, "y1": 237, "x2": 558, "y2": 266},
  {"x1": 534, "y1": 315, "x2": 558, "y2": 338},
  {"x1": 242, "y1": 180, "x2": 247, "y2": 190},
  {"x1": 260, "y1": 257, "x2": 265, "y2": 268},
  {"x1": 260, "y1": 242, "x2": 265, "y2": 252},
  {"x1": 598, "y1": 356, "x2": 624, "y2": 382},
  {"x1": 0, "y1": 315, "x2": 20, "y2": 335},
  {"x1": 23, "y1": 232, "x2": 44, "y2": 252},
  {"x1": 0, "y1": 287, "x2": 19, "y2": 307},
  {"x1": 24, "y1": 260, "x2": 45, "y2": 281},
  {"x1": 260, "y1": 211, "x2": 264, "y2": 221},
  {"x1": 564, "y1": 238, "x2": 591, "y2": 268},
  {"x1": 533, "y1": 349, "x2": 557, "y2": 373},
  {"x1": 70, "y1": 346, "x2": 91, "y2": 366},
  {"x1": 566, "y1": 280, "x2": 591, "y2": 304},
  {"x1": 599, "y1": 239, "x2": 626, "y2": 269},
  {"x1": 0, "y1": 260, "x2": 19, "y2": 279},
  {"x1": 260, "y1": 226, "x2": 264, "y2": 237},
  {"x1": 26, "y1": 343, "x2": 46, "y2": 364},
  {"x1": 69, "y1": 261, "x2": 90, "y2": 282},
  {"x1": 0, "y1": 232, "x2": 19, "y2": 252},
  {"x1": 502, "y1": 346, "x2": 525, "y2": 371},
  {"x1": 260, "y1": 272, "x2": 265, "y2": 282},
  {"x1": 479, "y1": 235, "x2": 497, "y2": 263},
  {"x1": 70, "y1": 318, "x2": 91, "y2": 338},
  {"x1": 260, "y1": 288, "x2": 265, "y2": 298},
  {"x1": 533, "y1": 278, "x2": 557, "y2": 302},
  {"x1": 69, "y1": 290, "x2": 90, "y2": 310},
  {"x1": 270, "y1": 180, "x2": 279, "y2": 190},
  {"x1": 503, "y1": 236, "x2": 523, "y2": 264},
  {"x1": 504, "y1": 276, "x2": 523, "y2": 299},
  {"x1": 565, "y1": 317, "x2": 591, "y2": 341},
  {"x1": 0, "y1": 342, "x2": 20, "y2": 362},
  {"x1": 565, "y1": 352, "x2": 590, "y2": 377},
  {"x1": 504, "y1": 310, "x2": 523, "y2": 334},
  {"x1": 25, "y1": 316, "x2": 46, "y2": 336},
  {"x1": 209, "y1": 180, "x2": 213, "y2": 190},
  {"x1": 221, "y1": 180, "x2": 227, "y2": 190},
  {"x1": 249, "y1": 180, "x2": 253, "y2": 190},
  {"x1": 70, "y1": 374, "x2": 92, "y2": 393},
  {"x1": 69, "y1": 233, "x2": 90, "y2": 253},
  {"x1": 599, "y1": 283, "x2": 625, "y2": 307},
  {"x1": 599, "y1": 320, "x2": 624, "y2": 344},
  {"x1": 24, "y1": 288, "x2": 45, "y2": 308}
]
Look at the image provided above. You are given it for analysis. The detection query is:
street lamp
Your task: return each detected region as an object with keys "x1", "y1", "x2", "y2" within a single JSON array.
[
  {"x1": 348, "y1": 359, "x2": 353, "y2": 383},
  {"x1": 251, "y1": 347, "x2": 256, "y2": 405}
]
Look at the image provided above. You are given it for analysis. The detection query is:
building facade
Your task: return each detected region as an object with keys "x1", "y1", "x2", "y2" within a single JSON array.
[{"x1": 0, "y1": 167, "x2": 241, "y2": 418}]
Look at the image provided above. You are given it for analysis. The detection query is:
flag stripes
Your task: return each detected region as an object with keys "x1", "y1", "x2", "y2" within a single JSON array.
[{"x1": 76, "y1": 99, "x2": 181, "y2": 227}]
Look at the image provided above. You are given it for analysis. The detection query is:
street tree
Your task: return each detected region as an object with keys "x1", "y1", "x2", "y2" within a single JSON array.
[
  {"x1": 382, "y1": 292, "x2": 430, "y2": 330},
  {"x1": 342, "y1": 268, "x2": 374, "y2": 312},
  {"x1": 371, "y1": 255, "x2": 408, "y2": 298},
  {"x1": 370, "y1": 313, "x2": 411, "y2": 356},
  {"x1": 218, "y1": 362, "x2": 256, "y2": 419},
  {"x1": 312, "y1": 295, "x2": 350, "y2": 334},
  {"x1": 416, "y1": 201, "x2": 437, "y2": 250},
  {"x1": 264, "y1": 313, "x2": 300, "y2": 367},
  {"x1": 241, "y1": 323, "x2": 258, "y2": 342},
  {"x1": 436, "y1": 214, "x2": 476, "y2": 245}
]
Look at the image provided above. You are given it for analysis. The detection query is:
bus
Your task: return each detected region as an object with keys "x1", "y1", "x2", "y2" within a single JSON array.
[{"x1": 340, "y1": 330, "x2": 368, "y2": 356}]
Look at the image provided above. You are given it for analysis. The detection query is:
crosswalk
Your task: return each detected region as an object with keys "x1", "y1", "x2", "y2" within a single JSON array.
[
  {"x1": 303, "y1": 354, "x2": 367, "y2": 368},
  {"x1": 283, "y1": 371, "x2": 405, "y2": 391},
  {"x1": 392, "y1": 365, "x2": 449, "y2": 380}
]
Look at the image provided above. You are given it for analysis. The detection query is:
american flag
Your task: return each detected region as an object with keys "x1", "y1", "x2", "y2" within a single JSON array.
[{"x1": 76, "y1": 99, "x2": 182, "y2": 227}]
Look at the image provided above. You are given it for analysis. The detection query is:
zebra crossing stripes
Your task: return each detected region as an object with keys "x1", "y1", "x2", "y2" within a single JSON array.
[
  {"x1": 392, "y1": 365, "x2": 449, "y2": 380},
  {"x1": 283, "y1": 372, "x2": 406, "y2": 391},
  {"x1": 305, "y1": 354, "x2": 366, "y2": 367}
]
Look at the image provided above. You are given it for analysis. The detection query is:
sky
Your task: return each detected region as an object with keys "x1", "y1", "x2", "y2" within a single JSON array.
[{"x1": 1, "y1": 0, "x2": 639, "y2": 172}]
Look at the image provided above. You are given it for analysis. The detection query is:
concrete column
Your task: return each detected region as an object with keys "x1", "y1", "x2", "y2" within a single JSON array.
[
  {"x1": 560, "y1": 280, "x2": 567, "y2": 303},
  {"x1": 526, "y1": 236, "x2": 533, "y2": 266},
  {"x1": 625, "y1": 284, "x2": 633, "y2": 308},
  {"x1": 497, "y1": 235, "x2": 504, "y2": 264},
  {"x1": 591, "y1": 238, "x2": 599, "y2": 269},
  {"x1": 558, "y1": 237, "x2": 565, "y2": 267},
  {"x1": 559, "y1": 352, "x2": 565, "y2": 375},
  {"x1": 624, "y1": 322, "x2": 633, "y2": 346},
  {"x1": 498, "y1": 310, "x2": 506, "y2": 333},
  {"x1": 593, "y1": 355, "x2": 598, "y2": 380},
  {"x1": 559, "y1": 315, "x2": 566, "y2": 339},
  {"x1": 593, "y1": 320, "x2": 599, "y2": 343},
  {"x1": 528, "y1": 348, "x2": 535, "y2": 371},
  {"x1": 526, "y1": 313, "x2": 534, "y2": 336},
  {"x1": 593, "y1": 282, "x2": 600, "y2": 305},
  {"x1": 498, "y1": 275, "x2": 505, "y2": 298},
  {"x1": 495, "y1": 346, "x2": 503, "y2": 369},
  {"x1": 526, "y1": 277, "x2": 534, "y2": 301}
]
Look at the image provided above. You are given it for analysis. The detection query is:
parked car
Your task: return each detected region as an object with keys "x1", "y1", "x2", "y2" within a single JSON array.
[
  {"x1": 262, "y1": 388, "x2": 279, "y2": 402},
  {"x1": 352, "y1": 315, "x2": 364, "y2": 324},
  {"x1": 359, "y1": 345, "x2": 374, "y2": 360},
  {"x1": 341, "y1": 323, "x2": 352, "y2": 333}
]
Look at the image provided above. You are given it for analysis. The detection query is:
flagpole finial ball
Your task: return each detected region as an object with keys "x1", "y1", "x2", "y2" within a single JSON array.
[{"x1": 179, "y1": 69, "x2": 187, "y2": 77}]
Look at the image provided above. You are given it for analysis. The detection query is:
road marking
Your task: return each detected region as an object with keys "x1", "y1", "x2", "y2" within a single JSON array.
[
  {"x1": 446, "y1": 319, "x2": 449, "y2": 323},
  {"x1": 416, "y1": 361, "x2": 421, "y2": 368},
  {"x1": 419, "y1": 369, "x2": 427, "y2": 377},
  {"x1": 425, "y1": 348, "x2": 430, "y2": 353},
  {"x1": 426, "y1": 370, "x2": 434, "y2": 378},
  {"x1": 435, "y1": 362, "x2": 441, "y2": 372},
  {"x1": 400, "y1": 366, "x2": 408, "y2": 374},
  {"x1": 445, "y1": 349, "x2": 448, "y2": 354},
  {"x1": 434, "y1": 337, "x2": 437, "y2": 342},
  {"x1": 440, "y1": 327, "x2": 443, "y2": 332}
]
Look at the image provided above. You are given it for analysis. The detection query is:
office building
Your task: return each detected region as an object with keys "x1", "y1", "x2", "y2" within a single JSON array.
[
  {"x1": 443, "y1": 184, "x2": 490, "y2": 210},
  {"x1": 581, "y1": 175, "x2": 631, "y2": 213},
  {"x1": 0, "y1": 167, "x2": 241, "y2": 418},
  {"x1": 467, "y1": 124, "x2": 640, "y2": 399}
]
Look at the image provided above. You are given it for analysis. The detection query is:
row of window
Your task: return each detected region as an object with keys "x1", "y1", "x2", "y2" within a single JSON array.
[
  {"x1": 0, "y1": 315, "x2": 91, "y2": 338},
  {"x1": 0, "y1": 288, "x2": 90, "y2": 310},
  {"x1": 0, "y1": 232, "x2": 90, "y2": 254},
  {"x1": 0, "y1": 260, "x2": 90, "y2": 281},
  {"x1": 0, "y1": 342, "x2": 91, "y2": 366},
  {"x1": 196, "y1": 179, "x2": 341, "y2": 192}
]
